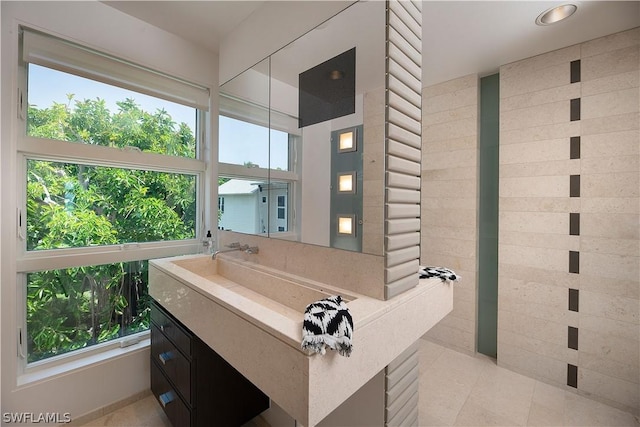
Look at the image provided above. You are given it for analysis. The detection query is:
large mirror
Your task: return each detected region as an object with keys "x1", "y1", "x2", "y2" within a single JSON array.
[{"x1": 218, "y1": 1, "x2": 385, "y2": 255}]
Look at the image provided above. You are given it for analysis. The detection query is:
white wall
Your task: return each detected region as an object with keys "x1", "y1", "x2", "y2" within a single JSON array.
[
  {"x1": 220, "y1": 194, "x2": 260, "y2": 234},
  {"x1": 0, "y1": 1, "x2": 217, "y2": 421}
]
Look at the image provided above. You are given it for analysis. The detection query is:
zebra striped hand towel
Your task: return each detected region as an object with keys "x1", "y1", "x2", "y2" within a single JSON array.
[
  {"x1": 301, "y1": 295, "x2": 353, "y2": 357},
  {"x1": 419, "y1": 266, "x2": 460, "y2": 282}
]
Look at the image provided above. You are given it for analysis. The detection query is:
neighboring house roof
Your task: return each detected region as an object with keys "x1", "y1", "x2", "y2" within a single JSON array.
[{"x1": 218, "y1": 179, "x2": 261, "y2": 195}]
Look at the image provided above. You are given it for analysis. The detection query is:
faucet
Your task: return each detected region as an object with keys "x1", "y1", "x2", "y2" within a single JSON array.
[{"x1": 211, "y1": 242, "x2": 259, "y2": 259}]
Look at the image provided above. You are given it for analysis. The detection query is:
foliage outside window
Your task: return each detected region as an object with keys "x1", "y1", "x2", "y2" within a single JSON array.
[
  {"x1": 27, "y1": 65, "x2": 197, "y2": 159},
  {"x1": 19, "y1": 35, "x2": 205, "y2": 364},
  {"x1": 26, "y1": 160, "x2": 196, "y2": 251},
  {"x1": 26, "y1": 261, "x2": 149, "y2": 363}
]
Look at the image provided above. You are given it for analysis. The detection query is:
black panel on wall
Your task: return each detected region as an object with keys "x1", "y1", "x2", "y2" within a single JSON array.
[
  {"x1": 567, "y1": 364, "x2": 578, "y2": 388},
  {"x1": 299, "y1": 47, "x2": 356, "y2": 128},
  {"x1": 569, "y1": 288, "x2": 579, "y2": 312}
]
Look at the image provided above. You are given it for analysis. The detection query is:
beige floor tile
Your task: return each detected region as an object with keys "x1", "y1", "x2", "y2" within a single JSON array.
[
  {"x1": 463, "y1": 362, "x2": 536, "y2": 426},
  {"x1": 421, "y1": 346, "x2": 493, "y2": 384},
  {"x1": 419, "y1": 410, "x2": 452, "y2": 427},
  {"x1": 526, "y1": 381, "x2": 567, "y2": 426},
  {"x1": 82, "y1": 395, "x2": 171, "y2": 427},
  {"x1": 454, "y1": 399, "x2": 524, "y2": 426},
  {"x1": 419, "y1": 373, "x2": 473, "y2": 426},
  {"x1": 527, "y1": 401, "x2": 566, "y2": 427},
  {"x1": 418, "y1": 345, "x2": 492, "y2": 425},
  {"x1": 419, "y1": 337, "x2": 447, "y2": 369},
  {"x1": 532, "y1": 381, "x2": 567, "y2": 414},
  {"x1": 564, "y1": 392, "x2": 640, "y2": 427},
  {"x1": 80, "y1": 340, "x2": 640, "y2": 427}
]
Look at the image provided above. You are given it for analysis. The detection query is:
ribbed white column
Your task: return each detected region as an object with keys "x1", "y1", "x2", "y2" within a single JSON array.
[
  {"x1": 384, "y1": 2, "x2": 422, "y2": 424},
  {"x1": 384, "y1": 0, "x2": 422, "y2": 300},
  {"x1": 384, "y1": 341, "x2": 420, "y2": 427}
]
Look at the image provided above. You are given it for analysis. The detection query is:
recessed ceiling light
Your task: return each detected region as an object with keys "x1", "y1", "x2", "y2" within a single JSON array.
[{"x1": 536, "y1": 4, "x2": 577, "y2": 26}]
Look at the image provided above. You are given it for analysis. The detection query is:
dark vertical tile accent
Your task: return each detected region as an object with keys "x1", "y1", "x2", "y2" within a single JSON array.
[
  {"x1": 570, "y1": 175, "x2": 580, "y2": 197},
  {"x1": 570, "y1": 60, "x2": 581, "y2": 83},
  {"x1": 570, "y1": 98, "x2": 581, "y2": 121},
  {"x1": 568, "y1": 326, "x2": 579, "y2": 350},
  {"x1": 570, "y1": 136, "x2": 581, "y2": 159},
  {"x1": 570, "y1": 213, "x2": 580, "y2": 236},
  {"x1": 567, "y1": 364, "x2": 578, "y2": 388},
  {"x1": 569, "y1": 288, "x2": 580, "y2": 312},
  {"x1": 569, "y1": 251, "x2": 580, "y2": 274}
]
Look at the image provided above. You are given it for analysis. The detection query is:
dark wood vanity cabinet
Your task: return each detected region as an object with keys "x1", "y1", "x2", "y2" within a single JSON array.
[{"x1": 150, "y1": 300, "x2": 269, "y2": 426}]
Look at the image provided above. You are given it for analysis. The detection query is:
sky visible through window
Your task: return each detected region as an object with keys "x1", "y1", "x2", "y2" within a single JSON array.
[
  {"x1": 28, "y1": 64, "x2": 196, "y2": 132},
  {"x1": 29, "y1": 64, "x2": 289, "y2": 169},
  {"x1": 219, "y1": 116, "x2": 289, "y2": 170}
]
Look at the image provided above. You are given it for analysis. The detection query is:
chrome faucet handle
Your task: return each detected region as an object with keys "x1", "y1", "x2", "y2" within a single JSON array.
[
  {"x1": 245, "y1": 246, "x2": 259, "y2": 255},
  {"x1": 227, "y1": 242, "x2": 241, "y2": 248}
]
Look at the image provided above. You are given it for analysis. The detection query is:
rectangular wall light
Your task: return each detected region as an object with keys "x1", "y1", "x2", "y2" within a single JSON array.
[
  {"x1": 338, "y1": 172, "x2": 356, "y2": 193},
  {"x1": 337, "y1": 215, "x2": 355, "y2": 235},
  {"x1": 338, "y1": 129, "x2": 356, "y2": 152}
]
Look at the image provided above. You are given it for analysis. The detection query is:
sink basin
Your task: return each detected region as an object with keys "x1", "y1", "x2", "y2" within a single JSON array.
[
  {"x1": 170, "y1": 255, "x2": 356, "y2": 317},
  {"x1": 149, "y1": 253, "x2": 452, "y2": 426}
]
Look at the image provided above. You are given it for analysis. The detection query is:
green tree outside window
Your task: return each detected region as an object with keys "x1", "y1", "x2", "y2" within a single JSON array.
[{"x1": 25, "y1": 95, "x2": 197, "y2": 362}]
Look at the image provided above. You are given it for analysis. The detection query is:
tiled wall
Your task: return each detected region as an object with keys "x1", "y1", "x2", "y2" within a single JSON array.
[
  {"x1": 421, "y1": 74, "x2": 479, "y2": 355},
  {"x1": 218, "y1": 230, "x2": 385, "y2": 299},
  {"x1": 497, "y1": 28, "x2": 639, "y2": 414}
]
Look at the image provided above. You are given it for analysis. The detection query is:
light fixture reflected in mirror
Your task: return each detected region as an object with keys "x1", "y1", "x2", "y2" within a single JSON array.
[
  {"x1": 328, "y1": 70, "x2": 345, "y2": 80},
  {"x1": 338, "y1": 129, "x2": 356, "y2": 152},
  {"x1": 337, "y1": 215, "x2": 355, "y2": 235},
  {"x1": 338, "y1": 172, "x2": 356, "y2": 193}
]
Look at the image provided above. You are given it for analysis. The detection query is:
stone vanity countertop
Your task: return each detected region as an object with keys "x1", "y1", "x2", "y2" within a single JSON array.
[{"x1": 150, "y1": 253, "x2": 444, "y2": 352}]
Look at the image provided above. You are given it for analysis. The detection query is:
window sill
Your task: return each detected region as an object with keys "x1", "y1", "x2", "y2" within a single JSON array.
[{"x1": 17, "y1": 334, "x2": 150, "y2": 388}]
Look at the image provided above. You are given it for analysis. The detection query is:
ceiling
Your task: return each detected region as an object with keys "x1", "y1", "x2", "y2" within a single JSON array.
[
  {"x1": 422, "y1": 1, "x2": 639, "y2": 85},
  {"x1": 104, "y1": 1, "x2": 266, "y2": 53},
  {"x1": 105, "y1": 1, "x2": 639, "y2": 86}
]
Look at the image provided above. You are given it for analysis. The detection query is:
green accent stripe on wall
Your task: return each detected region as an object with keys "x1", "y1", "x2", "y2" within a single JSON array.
[{"x1": 477, "y1": 73, "x2": 499, "y2": 358}]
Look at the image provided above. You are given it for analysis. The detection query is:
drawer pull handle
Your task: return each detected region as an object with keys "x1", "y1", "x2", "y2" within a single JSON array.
[
  {"x1": 159, "y1": 391, "x2": 175, "y2": 408},
  {"x1": 158, "y1": 351, "x2": 174, "y2": 365}
]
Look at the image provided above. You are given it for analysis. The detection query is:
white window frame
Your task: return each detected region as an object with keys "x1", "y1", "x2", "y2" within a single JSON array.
[{"x1": 15, "y1": 27, "x2": 209, "y2": 377}]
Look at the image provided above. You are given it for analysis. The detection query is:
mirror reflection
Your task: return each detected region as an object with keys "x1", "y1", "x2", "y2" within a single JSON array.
[{"x1": 218, "y1": 1, "x2": 385, "y2": 255}]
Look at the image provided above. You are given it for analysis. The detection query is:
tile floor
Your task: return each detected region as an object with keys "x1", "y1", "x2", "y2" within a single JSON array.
[
  {"x1": 81, "y1": 339, "x2": 639, "y2": 426},
  {"x1": 418, "y1": 340, "x2": 639, "y2": 427}
]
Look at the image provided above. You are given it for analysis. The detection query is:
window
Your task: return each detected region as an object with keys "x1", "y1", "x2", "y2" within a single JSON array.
[
  {"x1": 17, "y1": 28, "x2": 208, "y2": 366},
  {"x1": 218, "y1": 107, "x2": 299, "y2": 236},
  {"x1": 26, "y1": 160, "x2": 197, "y2": 251},
  {"x1": 27, "y1": 65, "x2": 198, "y2": 159},
  {"x1": 277, "y1": 196, "x2": 286, "y2": 220},
  {"x1": 26, "y1": 261, "x2": 149, "y2": 363}
]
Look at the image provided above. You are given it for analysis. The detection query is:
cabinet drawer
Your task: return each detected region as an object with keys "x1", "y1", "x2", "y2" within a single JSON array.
[
  {"x1": 151, "y1": 360, "x2": 192, "y2": 427},
  {"x1": 151, "y1": 301, "x2": 192, "y2": 358},
  {"x1": 151, "y1": 325, "x2": 192, "y2": 403}
]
